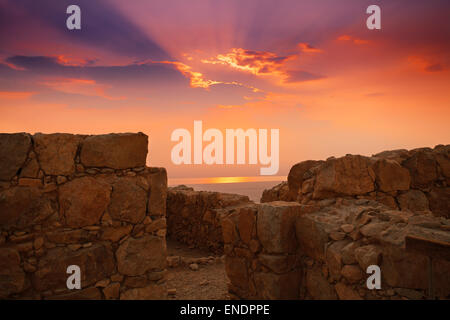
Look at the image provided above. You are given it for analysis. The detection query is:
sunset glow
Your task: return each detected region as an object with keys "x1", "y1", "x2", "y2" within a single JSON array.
[{"x1": 0, "y1": 0, "x2": 449, "y2": 180}]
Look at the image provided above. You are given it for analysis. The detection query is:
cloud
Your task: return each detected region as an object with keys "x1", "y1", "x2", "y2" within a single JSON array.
[
  {"x1": 284, "y1": 70, "x2": 326, "y2": 83},
  {"x1": 201, "y1": 48, "x2": 295, "y2": 76},
  {"x1": 297, "y1": 43, "x2": 322, "y2": 53},
  {"x1": 40, "y1": 78, "x2": 126, "y2": 100},
  {"x1": 0, "y1": 91, "x2": 35, "y2": 100},
  {"x1": 337, "y1": 35, "x2": 369, "y2": 45}
]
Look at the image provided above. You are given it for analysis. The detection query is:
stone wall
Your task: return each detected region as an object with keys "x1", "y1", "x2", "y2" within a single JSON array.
[
  {"x1": 232, "y1": 144, "x2": 450, "y2": 300},
  {"x1": 166, "y1": 186, "x2": 250, "y2": 254},
  {"x1": 0, "y1": 132, "x2": 168, "y2": 300},
  {"x1": 223, "y1": 200, "x2": 450, "y2": 300},
  {"x1": 262, "y1": 145, "x2": 450, "y2": 219}
]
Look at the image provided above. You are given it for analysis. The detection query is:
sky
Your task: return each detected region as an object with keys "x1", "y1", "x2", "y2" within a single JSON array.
[{"x1": 0, "y1": 0, "x2": 449, "y2": 180}]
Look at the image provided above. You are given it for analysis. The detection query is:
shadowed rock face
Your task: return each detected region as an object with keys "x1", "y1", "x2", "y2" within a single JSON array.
[
  {"x1": 0, "y1": 132, "x2": 168, "y2": 300},
  {"x1": 0, "y1": 133, "x2": 31, "y2": 180}
]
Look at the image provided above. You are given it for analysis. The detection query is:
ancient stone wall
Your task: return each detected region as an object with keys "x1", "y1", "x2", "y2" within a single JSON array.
[
  {"x1": 0, "y1": 132, "x2": 168, "y2": 300},
  {"x1": 262, "y1": 145, "x2": 450, "y2": 219},
  {"x1": 166, "y1": 186, "x2": 250, "y2": 254},
  {"x1": 223, "y1": 200, "x2": 450, "y2": 300}
]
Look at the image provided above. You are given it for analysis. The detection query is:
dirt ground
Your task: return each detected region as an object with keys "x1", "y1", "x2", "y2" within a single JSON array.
[{"x1": 166, "y1": 238, "x2": 230, "y2": 300}]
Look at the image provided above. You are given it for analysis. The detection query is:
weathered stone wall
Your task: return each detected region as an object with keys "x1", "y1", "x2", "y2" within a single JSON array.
[
  {"x1": 167, "y1": 186, "x2": 250, "y2": 254},
  {"x1": 262, "y1": 145, "x2": 450, "y2": 219},
  {"x1": 0, "y1": 132, "x2": 168, "y2": 300},
  {"x1": 223, "y1": 200, "x2": 450, "y2": 300}
]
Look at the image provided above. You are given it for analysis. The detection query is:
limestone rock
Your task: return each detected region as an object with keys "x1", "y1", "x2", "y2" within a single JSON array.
[
  {"x1": 306, "y1": 267, "x2": 337, "y2": 299},
  {"x1": 59, "y1": 177, "x2": 111, "y2": 227},
  {"x1": 257, "y1": 202, "x2": 299, "y2": 254},
  {"x1": 80, "y1": 133, "x2": 148, "y2": 169},
  {"x1": 397, "y1": 190, "x2": 429, "y2": 212},
  {"x1": 354, "y1": 245, "x2": 381, "y2": 271},
  {"x1": 120, "y1": 283, "x2": 166, "y2": 300},
  {"x1": 116, "y1": 235, "x2": 166, "y2": 276},
  {"x1": 33, "y1": 133, "x2": 82, "y2": 175},
  {"x1": 0, "y1": 248, "x2": 26, "y2": 298},
  {"x1": 0, "y1": 133, "x2": 31, "y2": 180},
  {"x1": 313, "y1": 155, "x2": 375, "y2": 199},
  {"x1": 109, "y1": 177, "x2": 147, "y2": 224},
  {"x1": 371, "y1": 158, "x2": 410, "y2": 192},
  {"x1": 33, "y1": 244, "x2": 115, "y2": 291},
  {"x1": 0, "y1": 186, "x2": 57, "y2": 230}
]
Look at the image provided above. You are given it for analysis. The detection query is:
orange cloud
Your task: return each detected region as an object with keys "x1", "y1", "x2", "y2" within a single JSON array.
[
  {"x1": 41, "y1": 78, "x2": 126, "y2": 100},
  {"x1": 408, "y1": 56, "x2": 446, "y2": 73},
  {"x1": 337, "y1": 35, "x2": 369, "y2": 45},
  {"x1": 201, "y1": 48, "x2": 295, "y2": 76},
  {"x1": 297, "y1": 43, "x2": 322, "y2": 53},
  {"x1": 0, "y1": 91, "x2": 35, "y2": 99},
  {"x1": 161, "y1": 61, "x2": 221, "y2": 89}
]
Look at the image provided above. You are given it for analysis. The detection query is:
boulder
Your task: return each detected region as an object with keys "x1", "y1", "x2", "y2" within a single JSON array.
[
  {"x1": 0, "y1": 133, "x2": 31, "y2": 180},
  {"x1": 371, "y1": 158, "x2": 410, "y2": 192},
  {"x1": 0, "y1": 248, "x2": 26, "y2": 298},
  {"x1": 257, "y1": 202, "x2": 299, "y2": 254},
  {"x1": 403, "y1": 150, "x2": 438, "y2": 189},
  {"x1": 0, "y1": 186, "x2": 57, "y2": 230},
  {"x1": 33, "y1": 133, "x2": 82, "y2": 175},
  {"x1": 80, "y1": 133, "x2": 148, "y2": 169},
  {"x1": 59, "y1": 176, "x2": 111, "y2": 227},
  {"x1": 305, "y1": 267, "x2": 337, "y2": 299},
  {"x1": 397, "y1": 190, "x2": 429, "y2": 212},
  {"x1": 116, "y1": 235, "x2": 166, "y2": 276},
  {"x1": 313, "y1": 155, "x2": 375, "y2": 199},
  {"x1": 32, "y1": 244, "x2": 115, "y2": 291},
  {"x1": 120, "y1": 283, "x2": 166, "y2": 300},
  {"x1": 254, "y1": 271, "x2": 300, "y2": 299},
  {"x1": 287, "y1": 160, "x2": 323, "y2": 199},
  {"x1": 109, "y1": 177, "x2": 147, "y2": 224}
]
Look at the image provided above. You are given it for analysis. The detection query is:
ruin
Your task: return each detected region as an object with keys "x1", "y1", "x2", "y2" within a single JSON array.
[{"x1": 0, "y1": 132, "x2": 449, "y2": 300}]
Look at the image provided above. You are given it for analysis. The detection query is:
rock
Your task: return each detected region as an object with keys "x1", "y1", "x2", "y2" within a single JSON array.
[
  {"x1": 33, "y1": 133, "x2": 82, "y2": 175},
  {"x1": 341, "y1": 265, "x2": 363, "y2": 283},
  {"x1": 124, "y1": 275, "x2": 148, "y2": 288},
  {"x1": 341, "y1": 242, "x2": 360, "y2": 265},
  {"x1": 305, "y1": 267, "x2": 337, "y2": 299},
  {"x1": 189, "y1": 263, "x2": 199, "y2": 271},
  {"x1": 329, "y1": 231, "x2": 346, "y2": 241},
  {"x1": 313, "y1": 155, "x2": 375, "y2": 199},
  {"x1": 371, "y1": 158, "x2": 410, "y2": 192},
  {"x1": 360, "y1": 222, "x2": 390, "y2": 238},
  {"x1": 80, "y1": 133, "x2": 147, "y2": 169},
  {"x1": 257, "y1": 202, "x2": 299, "y2": 254},
  {"x1": 258, "y1": 254, "x2": 297, "y2": 274},
  {"x1": 95, "y1": 279, "x2": 110, "y2": 288},
  {"x1": 0, "y1": 248, "x2": 26, "y2": 298},
  {"x1": 167, "y1": 288, "x2": 177, "y2": 296},
  {"x1": 49, "y1": 287, "x2": 102, "y2": 300},
  {"x1": 287, "y1": 160, "x2": 323, "y2": 199},
  {"x1": 254, "y1": 271, "x2": 300, "y2": 299},
  {"x1": 18, "y1": 178, "x2": 42, "y2": 187},
  {"x1": 295, "y1": 215, "x2": 328, "y2": 261},
  {"x1": 147, "y1": 168, "x2": 168, "y2": 217},
  {"x1": 32, "y1": 244, "x2": 115, "y2": 291},
  {"x1": 372, "y1": 149, "x2": 410, "y2": 164},
  {"x1": 334, "y1": 282, "x2": 362, "y2": 300},
  {"x1": 225, "y1": 257, "x2": 249, "y2": 292},
  {"x1": 397, "y1": 190, "x2": 429, "y2": 212},
  {"x1": 56, "y1": 176, "x2": 67, "y2": 185},
  {"x1": 354, "y1": 245, "x2": 382, "y2": 271},
  {"x1": 238, "y1": 208, "x2": 256, "y2": 246},
  {"x1": 394, "y1": 288, "x2": 424, "y2": 300},
  {"x1": 120, "y1": 283, "x2": 166, "y2": 300},
  {"x1": 101, "y1": 225, "x2": 133, "y2": 242},
  {"x1": 0, "y1": 186, "x2": 57, "y2": 230},
  {"x1": 403, "y1": 150, "x2": 438, "y2": 189},
  {"x1": 20, "y1": 158, "x2": 40, "y2": 178},
  {"x1": 103, "y1": 282, "x2": 120, "y2": 299},
  {"x1": 167, "y1": 256, "x2": 180, "y2": 268},
  {"x1": 59, "y1": 177, "x2": 111, "y2": 228},
  {"x1": 326, "y1": 240, "x2": 349, "y2": 281},
  {"x1": 340, "y1": 224, "x2": 354, "y2": 233},
  {"x1": 0, "y1": 133, "x2": 31, "y2": 180},
  {"x1": 427, "y1": 187, "x2": 450, "y2": 218},
  {"x1": 116, "y1": 235, "x2": 166, "y2": 276},
  {"x1": 109, "y1": 177, "x2": 147, "y2": 224}
]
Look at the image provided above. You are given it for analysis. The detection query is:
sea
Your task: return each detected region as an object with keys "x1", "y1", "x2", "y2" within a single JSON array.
[{"x1": 168, "y1": 176, "x2": 286, "y2": 203}]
